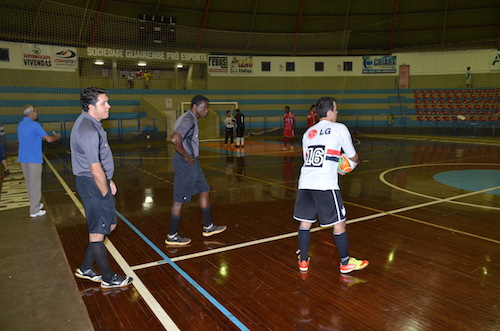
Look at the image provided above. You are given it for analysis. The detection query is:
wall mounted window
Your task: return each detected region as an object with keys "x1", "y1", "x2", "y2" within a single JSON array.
[
  {"x1": 343, "y1": 61, "x2": 353, "y2": 71},
  {"x1": 262, "y1": 61, "x2": 271, "y2": 71},
  {"x1": 315, "y1": 62, "x2": 324, "y2": 71},
  {"x1": 286, "y1": 62, "x2": 295, "y2": 71}
]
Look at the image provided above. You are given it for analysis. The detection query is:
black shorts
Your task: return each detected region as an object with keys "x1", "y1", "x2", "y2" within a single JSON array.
[
  {"x1": 235, "y1": 126, "x2": 245, "y2": 137},
  {"x1": 75, "y1": 176, "x2": 117, "y2": 235},
  {"x1": 293, "y1": 189, "x2": 346, "y2": 227},
  {"x1": 173, "y1": 153, "x2": 210, "y2": 203}
]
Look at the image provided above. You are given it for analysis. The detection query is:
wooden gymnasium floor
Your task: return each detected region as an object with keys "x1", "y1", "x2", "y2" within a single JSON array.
[{"x1": 1, "y1": 134, "x2": 499, "y2": 330}]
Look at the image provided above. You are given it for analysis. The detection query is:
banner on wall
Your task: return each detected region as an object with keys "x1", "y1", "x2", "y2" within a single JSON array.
[
  {"x1": 22, "y1": 43, "x2": 78, "y2": 70},
  {"x1": 490, "y1": 51, "x2": 500, "y2": 71},
  {"x1": 362, "y1": 55, "x2": 396, "y2": 74},
  {"x1": 208, "y1": 56, "x2": 253, "y2": 75}
]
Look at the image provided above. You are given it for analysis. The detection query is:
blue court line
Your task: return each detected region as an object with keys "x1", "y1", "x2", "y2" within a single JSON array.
[{"x1": 114, "y1": 210, "x2": 250, "y2": 331}]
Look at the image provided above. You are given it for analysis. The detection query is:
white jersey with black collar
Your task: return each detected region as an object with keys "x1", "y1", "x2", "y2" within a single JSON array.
[{"x1": 298, "y1": 120, "x2": 356, "y2": 190}]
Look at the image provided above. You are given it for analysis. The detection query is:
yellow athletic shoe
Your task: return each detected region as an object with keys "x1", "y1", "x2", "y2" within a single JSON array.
[{"x1": 339, "y1": 257, "x2": 369, "y2": 274}]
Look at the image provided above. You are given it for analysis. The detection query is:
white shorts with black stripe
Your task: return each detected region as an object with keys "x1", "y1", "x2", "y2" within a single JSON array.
[{"x1": 293, "y1": 189, "x2": 346, "y2": 227}]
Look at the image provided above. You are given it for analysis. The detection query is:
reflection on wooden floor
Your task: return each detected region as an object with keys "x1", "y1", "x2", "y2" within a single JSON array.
[{"x1": 40, "y1": 137, "x2": 500, "y2": 330}]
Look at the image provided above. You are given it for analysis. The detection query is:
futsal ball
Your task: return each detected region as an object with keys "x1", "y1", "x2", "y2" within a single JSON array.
[{"x1": 338, "y1": 154, "x2": 354, "y2": 174}]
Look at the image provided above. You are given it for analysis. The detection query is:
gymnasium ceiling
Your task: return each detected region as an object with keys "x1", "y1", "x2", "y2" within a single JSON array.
[{"x1": 32, "y1": 0, "x2": 500, "y2": 53}]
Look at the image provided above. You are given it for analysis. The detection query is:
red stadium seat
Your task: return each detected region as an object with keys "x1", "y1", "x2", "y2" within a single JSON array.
[
  {"x1": 413, "y1": 90, "x2": 420, "y2": 94},
  {"x1": 416, "y1": 116, "x2": 423, "y2": 121},
  {"x1": 416, "y1": 110, "x2": 422, "y2": 114},
  {"x1": 443, "y1": 116, "x2": 450, "y2": 121},
  {"x1": 478, "y1": 116, "x2": 486, "y2": 121}
]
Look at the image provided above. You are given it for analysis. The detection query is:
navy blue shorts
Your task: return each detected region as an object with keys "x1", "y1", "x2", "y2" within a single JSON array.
[
  {"x1": 173, "y1": 153, "x2": 210, "y2": 203},
  {"x1": 75, "y1": 176, "x2": 117, "y2": 235},
  {"x1": 293, "y1": 189, "x2": 346, "y2": 227}
]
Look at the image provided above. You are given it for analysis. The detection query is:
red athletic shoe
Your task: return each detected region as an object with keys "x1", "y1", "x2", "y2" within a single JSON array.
[{"x1": 298, "y1": 257, "x2": 310, "y2": 272}]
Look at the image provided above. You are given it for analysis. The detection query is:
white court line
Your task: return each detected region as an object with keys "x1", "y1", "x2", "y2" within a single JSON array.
[
  {"x1": 379, "y1": 163, "x2": 500, "y2": 211},
  {"x1": 131, "y1": 183, "x2": 500, "y2": 272},
  {"x1": 43, "y1": 155, "x2": 180, "y2": 331}
]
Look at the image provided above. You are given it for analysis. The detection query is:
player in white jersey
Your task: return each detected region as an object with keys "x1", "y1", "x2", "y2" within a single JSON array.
[{"x1": 293, "y1": 96, "x2": 368, "y2": 274}]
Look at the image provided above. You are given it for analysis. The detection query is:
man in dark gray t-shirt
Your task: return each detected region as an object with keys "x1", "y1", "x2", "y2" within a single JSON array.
[
  {"x1": 70, "y1": 87, "x2": 133, "y2": 289},
  {"x1": 165, "y1": 95, "x2": 227, "y2": 246}
]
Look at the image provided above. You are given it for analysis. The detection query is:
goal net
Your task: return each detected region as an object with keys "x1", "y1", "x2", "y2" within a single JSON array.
[{"x1": 180, "y1": 102, "x2": 238, "y2": 140}]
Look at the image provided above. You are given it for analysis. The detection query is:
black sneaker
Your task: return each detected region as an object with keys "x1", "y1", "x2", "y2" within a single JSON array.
[
  {"x1": 75, "y1": 268, "x2": 102, "y2": 283},
  {"x1": 165, "y1": 233, "x2": 192, "y2": 246},
  {"x1": 202, "y1": 224, "x2": 227, "y2": 237},
  {"x1": 101, "y1": 274, "x2": 133, "y2": 289}
]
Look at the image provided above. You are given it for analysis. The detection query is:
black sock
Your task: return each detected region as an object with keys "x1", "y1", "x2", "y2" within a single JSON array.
[
  {"x1": 169, "y1": 214, "x2": 181, "y2": 236},
  {"x1": 201, "y1": 207, "x2": 212, "y2": 227},
  {"x1": 298, "y1": 229, "x2": 310, "y2": 261},
  {"x1": 80, "y1": 244, "x2": 95, "y2": 270},
  {"x1": 333, "y1": 232, "x2": 350, "y2": 265},
  {"x1": 89, "y1": 241, "x2": 114, "y2": 281}
]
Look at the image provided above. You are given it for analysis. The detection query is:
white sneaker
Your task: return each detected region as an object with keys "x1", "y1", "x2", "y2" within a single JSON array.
[
  {"x1": 282, "y1": 147, "x2": 288, "y2": 151},
  {"x1": 30, "y1": 210, "x2": 47, "y2": 218}
]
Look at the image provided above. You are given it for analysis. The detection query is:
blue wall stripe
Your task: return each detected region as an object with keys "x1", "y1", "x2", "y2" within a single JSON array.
[{"x1": 114, "y1": 211, "x2": 250, "y2": 331}]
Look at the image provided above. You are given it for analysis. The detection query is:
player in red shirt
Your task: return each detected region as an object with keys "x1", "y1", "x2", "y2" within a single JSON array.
[
  {"x1": 306, "y1": 104, "x2": 318, "y2": 128},
  {"x1": 282, "y1": 106, "x2": 295, "y2": 151}
]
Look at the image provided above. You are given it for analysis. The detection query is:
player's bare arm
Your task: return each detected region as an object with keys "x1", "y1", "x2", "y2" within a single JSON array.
[{"x1": 170, "y1": 132, "x2": 194, "y2": 165}]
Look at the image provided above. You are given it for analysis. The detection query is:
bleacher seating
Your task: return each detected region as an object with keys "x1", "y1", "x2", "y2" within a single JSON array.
[{"x1": 413, "y1": 88, "x2": 500, "y2": 122}]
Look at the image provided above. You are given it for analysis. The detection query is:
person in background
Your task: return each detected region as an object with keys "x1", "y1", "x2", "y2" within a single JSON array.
[
  {"x1": 282, "y1": 106, "x2": 295, "y2": 151},
  {"x1": 127, "y1": 71, "x2": 135, "y2": 89},
  {"x1": 234, "y1": 108, "x2": 245, "y2": 148},
  {"x1": 307, "y1": 104, "x2": 318, "y2": 128},
  {"x1": 17, "y1": 105, "x2": 61, "y2": 217},
  {"x1": 0, "y1": 122, "x2": 10, "y2": 179},
  {"x1": 466, "y1": 67, "x2": 472, "y2": 88},
  {"x1": 224, "y1": 110, "x2": 235, "y2": 147},
  {"x1": 143, "y1": 70, "x2": 152, "y2": 89}
]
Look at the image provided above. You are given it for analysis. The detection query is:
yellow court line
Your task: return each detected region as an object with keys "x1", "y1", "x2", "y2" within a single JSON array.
[{"x1": 43, "y1": 154, "x2": 180, "y2": 331}]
